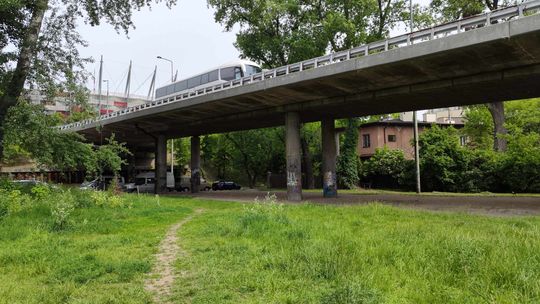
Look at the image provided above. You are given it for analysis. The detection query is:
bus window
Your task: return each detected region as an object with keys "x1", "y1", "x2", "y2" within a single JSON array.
[
  {"x1": 201, "y1": 73, "x2": 209, "y2": 84},
  {"x1": 220, "y1": 66, "x2": 243, "y2": 81},
  {"x1": 245, "y1": 65, "x2": 262, "y2": 76},
  {"x1": 156, "y1": 87, "x2": 167, "y2": 98},
  {"x1": 187, "y1": 75, "x2": 201, "y2": 88},
  {"x1": 175, "y1": 80, "x2": 187, "y2": 92},
  {"x1": 220, "y1": 67, "x2": 234, "y2": 81},
  {"x1": 234, "y1": 67, "x2": 243, "y2": 79},
  {"x1": 209, "y1": 69, "x2": 219, "y2": 82}
]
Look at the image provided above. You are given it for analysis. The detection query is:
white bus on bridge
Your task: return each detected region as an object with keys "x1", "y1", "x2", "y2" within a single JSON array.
[{"x1": 155, "y1": 60, "x2": 262, "y2": 101}]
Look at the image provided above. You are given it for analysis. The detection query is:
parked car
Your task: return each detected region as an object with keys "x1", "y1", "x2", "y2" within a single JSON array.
[
  {"x1": 80, "y1": 176, "x2": 125, "y2": 191},
  {"x1": 211, "y1": 181, "x2": 241, "y2": 191},
  {"x1": 124, "y1": 172, "x2": 175, "y2": 193},
  {"x1": 175, "y1": 175, "x2": 211, "y2": 192}
]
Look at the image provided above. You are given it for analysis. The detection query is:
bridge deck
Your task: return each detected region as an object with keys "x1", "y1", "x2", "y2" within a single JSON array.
[{"x1": 71, "y1": 11, "x2": 540, "y2": 146}]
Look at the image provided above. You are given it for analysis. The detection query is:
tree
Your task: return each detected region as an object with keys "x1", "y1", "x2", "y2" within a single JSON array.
[
  {"x1": 430, "y1": 0, "x2": 519, "y2": 151},
  {"x1": 208, "y1": 0, "x2": 426, "y2": 186},
  {"x1": 2, "y1": 101, "x2": 129, "y2": 177},
  {"x1": 462, "y1": 105, "x2": 494, "y2": 150},
  {"x1": 0, "y1": 0, "x2": 177, "y2": 159},
  {"x1": 337, "y1": 118, "x2": 360, "y2": 189},
  {"x1": 225, "y1": 128, "x2": 284, "y2": 188},
  {"x1": 418, "y1": 125, "x2": 470, "y2": 192}
]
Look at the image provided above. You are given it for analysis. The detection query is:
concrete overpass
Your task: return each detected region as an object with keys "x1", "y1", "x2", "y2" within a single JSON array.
[{"x1": 61, "y1": 1, "x2": 540, "y2": 200}]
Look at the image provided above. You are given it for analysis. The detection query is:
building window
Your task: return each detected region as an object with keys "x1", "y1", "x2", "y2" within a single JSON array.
[
  {"x1": 362, "y1": 134, "x2": 371, "y2": 148},
  {"x1": 388, "y1": 134, "x2": 396, "y2": 142}
]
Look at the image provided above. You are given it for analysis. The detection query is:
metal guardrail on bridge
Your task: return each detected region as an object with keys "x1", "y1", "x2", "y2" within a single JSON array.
[{"x1": 59, "y1": 0, "x2": 540, "y2": 131}]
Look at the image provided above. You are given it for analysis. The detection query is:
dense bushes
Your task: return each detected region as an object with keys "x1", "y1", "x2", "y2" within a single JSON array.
[
  {"x1": 0, "y1": 179, "x2": 132, "y2": 229},
  {"x1": 360, "y1": 147, "x2": 409, "y2": 189},
  {"x1": 359, "y1": 125, "x2": 540, "y2": 193}
]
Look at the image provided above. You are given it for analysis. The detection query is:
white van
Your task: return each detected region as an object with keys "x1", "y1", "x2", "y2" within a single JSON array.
[{"x1": 125, "y1": 172, "x2": 175, "y2": 193}]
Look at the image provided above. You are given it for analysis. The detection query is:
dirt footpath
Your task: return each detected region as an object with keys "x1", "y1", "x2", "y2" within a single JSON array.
[{"x1": 172, "y1": 190, "x2": 540, "y2": 216}]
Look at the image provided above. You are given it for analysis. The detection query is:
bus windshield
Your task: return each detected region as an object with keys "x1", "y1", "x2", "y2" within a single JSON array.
[{"x1": 245, "y1": 65, "x2": 262, "y2": 76}]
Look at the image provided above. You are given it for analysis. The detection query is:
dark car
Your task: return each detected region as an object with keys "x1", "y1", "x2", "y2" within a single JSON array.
[{"x1": 211, "y1": 181, "x2": 241, "y2": 191}]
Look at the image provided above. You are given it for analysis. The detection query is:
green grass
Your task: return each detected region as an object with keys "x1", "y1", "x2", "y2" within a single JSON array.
[
  {"x1": 1, "y1": 193, "x2": 540, "y2": 303},
  {"x1": 0, "y1": 194, "x2": 228, "y2": 304},
  {"x1": 174, "y1": 202, "x2": 540, "y2": 303}
]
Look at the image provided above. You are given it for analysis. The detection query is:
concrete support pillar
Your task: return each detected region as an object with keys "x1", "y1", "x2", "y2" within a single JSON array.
[
  {"x1": 285, "y1": 112, "x2": 302, "y2": 201},
  {"x1": 155, "y1": 134, "x2": 168, "y2": 194},
  {"x1": 322, "y1": 118, "x2": 338, "y2": 198},
  {"x1": 190, "y1": 136, "x2": 201, "y2": 193}
]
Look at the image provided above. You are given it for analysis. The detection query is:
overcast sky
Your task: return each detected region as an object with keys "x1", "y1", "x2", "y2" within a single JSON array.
[{"x1": 79, "y1": 0, "x2": 431, "y2": 97}]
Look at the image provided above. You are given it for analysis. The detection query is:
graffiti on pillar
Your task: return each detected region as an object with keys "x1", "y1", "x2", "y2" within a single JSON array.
[
  {"x1": 323, "y1": 170, "x2": 337, "y2": 197},
  {"x1": 324, "y1": 171, "x2": 335, "y2": 187},
  {"x1": 287, "y1": 172, "x2": 298, "y2": 187},
  {"x1": 287, "y1": 158, "x2": 301, "y2": 191}
]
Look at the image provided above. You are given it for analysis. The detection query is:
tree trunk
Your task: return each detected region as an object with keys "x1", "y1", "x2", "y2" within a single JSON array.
[
  {"x1": 301, "y1": 136, "x2": 315, "y2": 189},
  {"x1": 487, "y1": 101, "x2": 507, "y2": 152},
  {"x1": 0, "y1": 0, "x2": 49, "y2": 159}
]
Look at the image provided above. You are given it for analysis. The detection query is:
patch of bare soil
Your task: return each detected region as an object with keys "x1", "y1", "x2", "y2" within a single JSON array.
[{"x1": 144, "y1": 209, "x2": 203, "y2": 303}]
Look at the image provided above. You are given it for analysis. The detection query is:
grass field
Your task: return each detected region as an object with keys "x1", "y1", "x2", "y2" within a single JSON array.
[{"x1": 1, "y1": 193, "x2": 540, "y2": 303}]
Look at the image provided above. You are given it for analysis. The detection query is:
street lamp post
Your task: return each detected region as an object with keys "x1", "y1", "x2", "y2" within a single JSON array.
[
  {"x1": 156, "y1": 56, "x2": 176, "y2": 175},
  {"x1": 157, "y1": 56, "x2": 174, "y2": 83},
  {"x1": 103, "y1": 80, "x2": 109, "y2": 115},
  {"x1": 410, "y1": 0, "x2": 422, "y2": 194}
]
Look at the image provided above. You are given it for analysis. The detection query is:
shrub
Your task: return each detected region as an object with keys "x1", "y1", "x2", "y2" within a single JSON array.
[
  {"x1": 240, "y1": 193, "x2": 288, "y2": 229},
  {"x1": 90, "y1": 190, "x2": 131, "y2": 209},
  {"x1": 360, "y1": 148, "x2": 410, "y2": 189},
  {"x1": 51, "y1": 190, "x2": 76, "y2": 231},
  {"x1": 31, "y1": 183, "x2": 52, "y2": 201},
  {"x1": 419, "y1": 125, "x2": 472, "y2": 192},
  {"x1": 498, "y1": 131, "x2": 540, "y2": 192},
  {"x1": 0, "y1": 177, "x2": 15, "y2": 191},
  {"x1": 0, "y1": 189, "x2": 32, "y2": 217}
]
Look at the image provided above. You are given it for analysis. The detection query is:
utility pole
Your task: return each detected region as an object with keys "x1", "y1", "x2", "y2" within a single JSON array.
[
  {"x1": 157, "y1": 56, "x2": 174, "y2": 83},
  {"x1": 103, "y1": 80, "x2": 109, "y2": 114},
  {"x1": 410, "y1": 0, "x2": 421, "y2": 193},
  {"x1": 98, "y1": 55, "x2": 103, "y2": 116},
  {"x1": 171, "y1": 140, "x2": 174, "y2": 174}
]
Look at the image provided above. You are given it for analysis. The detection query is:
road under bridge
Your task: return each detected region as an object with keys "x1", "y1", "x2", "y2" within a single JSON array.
[{"x1": 61, "y1": 2, "x2": 540, "y2": 200}]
